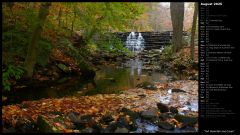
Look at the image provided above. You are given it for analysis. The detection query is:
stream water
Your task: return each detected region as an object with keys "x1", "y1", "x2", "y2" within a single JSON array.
[{"x1": 3, "y1": 58, "x2": 188, "y2": 105}]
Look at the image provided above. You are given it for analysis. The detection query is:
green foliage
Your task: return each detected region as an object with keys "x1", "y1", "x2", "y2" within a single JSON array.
[
  {"x1": 86, "y1": 42, "x2": 97, "y2": 54},
  {"x1": 2, "y1": 2, "x2": 146, "y2": 80},
  {"x1": 162, "y1": 44, "x2": 175, "y2": 61},
  {"x1": 97, "y1": 34, "x2": 130, "y2": 55},
  {"x1": 36, "y1": 39, "x2": 52, "y2": 67},
  {"x1": 172, "y1": 50, "x2": 195, "y2": 69},
  {"x1": 2, "y1": 65, "x2": 24, "y2": 91}
]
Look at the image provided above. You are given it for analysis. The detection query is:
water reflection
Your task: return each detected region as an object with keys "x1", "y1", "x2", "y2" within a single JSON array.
[
  {"x1": 4, "y1": 58, "x2": 186, "y2": 105},
  {"x1": 127, "y1": 57, "x2": 143, "y2": 76}
]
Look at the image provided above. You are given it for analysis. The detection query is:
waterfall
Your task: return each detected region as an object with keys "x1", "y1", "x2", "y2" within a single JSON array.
[{"x1": 126, "y1": 32, "x2": 145, "y2": 53}]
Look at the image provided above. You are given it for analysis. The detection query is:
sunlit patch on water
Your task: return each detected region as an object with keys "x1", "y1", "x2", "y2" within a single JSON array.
[
  {"x1": 157, "y1": 87, "x2": 198, "y2": 114},
  {"x1": 134, "y1": 119, "x2": 159, "y2": 133}
]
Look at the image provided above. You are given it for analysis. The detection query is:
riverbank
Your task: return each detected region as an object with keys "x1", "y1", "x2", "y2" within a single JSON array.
[{"x1": 2, "y1": 80, "x2": 198, "y2": 133}]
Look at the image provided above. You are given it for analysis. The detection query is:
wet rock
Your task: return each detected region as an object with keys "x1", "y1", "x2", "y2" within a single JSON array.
[
  {"x1": 171, "y1": 89, "x2": 186, "y2": 93},
  {"x1": 91, "y1": 123, "x2": 102, "y2": 132},
  {"x1": 114, "y1": 127, "x2": 129, "y2": 133},
  {"x1": 116, "y1": 116, "x2": 130, "y2": 129},
  {"x1": 157, "y1": 102, "x2": 169, "y2": 113},
  {"x1": 67, "y1": 112, "x2": 81, "y2": 124},
  {"x1": 81, "y1": 127, "x2": 95, "y2": 133},
  {"x1": 80, "y1": 115, "x2": 93, "y2": 122},
  {"x1": 136, "y1": 82, "x2": 157, "y2": 90},
  {"x1": 68, "y1": 113, "x2": 95, "y2": 130},
  {"x1": 80, "y1": 115, "x2": 96, "y2": 127},
  {"x1": 100, "y1": 114, "x2": 114, "y2": 124},
  {"x1": 174, "y1": 114, "x2": 198, "y2": 126},
  {"x1": 101, "y1": 121, "x2": 117, "y2": 133},
  {"x1": 157, "y1": 121, "x2": 174, "y2": 130},
  {"x1": 169, "y1": 106, "x2": 178, "y2": 114},
  {"x1": 141, "y1": 107, "x2": 159, "y2": 120},
  {"x1": 159, "y1": 113, "x2": 172, "y2": 121},
  {"x1": 121, "y1": 108, "x2": 140, "y2": 120},
  {"x1": 15, "y1": 118, "x2": 35, "y2": 133}
]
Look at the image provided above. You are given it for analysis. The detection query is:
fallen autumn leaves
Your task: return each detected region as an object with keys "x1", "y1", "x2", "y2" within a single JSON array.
[{"x1": 2, "y1": 80, "x2": 198, "y2": 133}]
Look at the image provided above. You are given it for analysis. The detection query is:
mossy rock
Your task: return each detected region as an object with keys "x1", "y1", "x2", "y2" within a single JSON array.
[
  {"x1": 37, "y1": 115, "x2": 61, "y2": 133},
  {"x1": 57, "y1": 63, "x2": 69, "y2": 73}
]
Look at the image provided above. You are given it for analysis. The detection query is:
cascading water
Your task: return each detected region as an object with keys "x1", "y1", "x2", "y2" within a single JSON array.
[{"x1": 126, "y1": 32, "x2": 145, "y2": 53}]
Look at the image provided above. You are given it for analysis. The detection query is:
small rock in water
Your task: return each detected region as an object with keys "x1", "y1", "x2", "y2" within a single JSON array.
[
  {"x1": 114, "y1": 127, "x2": 129, "y2": 133},
  {"x1": 100, "y1": 114, "x2": 114, "y2": 124},
  {"x1": 169, "y1": 106, "x2": 178, "y2": 114},
  {"x1": 157, "y1": 102, "x2": 169, "y2": 113},
  {"x1": 121, "y1": 108, "x2": 140, "y2": 119}
]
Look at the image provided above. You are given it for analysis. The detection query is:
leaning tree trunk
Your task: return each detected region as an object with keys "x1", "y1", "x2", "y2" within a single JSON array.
[
  {"x1": 24, "y1": 2, "x2": 51, "y2": 78},
  {"x1": 170, "y1": 2, "x2": 184, "y2": 52},
  {"x1": 190, "y1": 2, "x2": 198, "y2": 61}
]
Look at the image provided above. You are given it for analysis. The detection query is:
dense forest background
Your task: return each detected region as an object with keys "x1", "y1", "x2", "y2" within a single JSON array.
[{"x1": 2, "y1": 2, "x2": 197, "y2": 91}]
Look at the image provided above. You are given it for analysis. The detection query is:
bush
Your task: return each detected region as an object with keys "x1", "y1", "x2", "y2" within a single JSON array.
[
  {"x1": 162, "y1": 44, "x2": 175, "y2": 61},
  {"x1": 2, "y1": 64, "x2": 24, "y2": 91}
]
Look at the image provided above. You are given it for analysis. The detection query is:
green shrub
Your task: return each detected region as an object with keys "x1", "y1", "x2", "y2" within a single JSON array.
[
  {"x1": 2, "y1": 64, "x2": 24, "y2": 91},
  {"x1": 162, "y1": 44, "x2": 174, "y2": 61}
]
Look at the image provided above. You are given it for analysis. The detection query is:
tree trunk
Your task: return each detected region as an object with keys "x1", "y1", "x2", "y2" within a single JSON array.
[
  {"x1": 57, "y1": 7, "x2": 62, "y2": 27},
  {"x1": 190, "y1": 2, "x2": 198, "y2": 60},
  {"x1": 71, "y1": 6, "x2": 77, "y2": 36},
  {"x1": 24, "y1": 2, "x2": 51, "y2": 78},
  {"x1": 170, "y1": 2, "x2": 184, "y2": 52}
]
